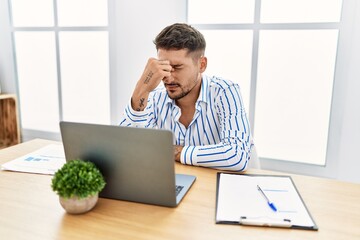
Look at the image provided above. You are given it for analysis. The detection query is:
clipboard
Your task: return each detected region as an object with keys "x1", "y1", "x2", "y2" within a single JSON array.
[{"x1": 215, "y1": 172, "x2": 318, "y2": 230}]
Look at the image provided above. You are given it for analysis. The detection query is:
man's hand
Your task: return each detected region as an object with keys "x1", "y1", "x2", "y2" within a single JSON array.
[
  {"x1": 131, "y1": 58, "x2": 172, "y2": 111},
  {"x1": 174, "y1": 145, "x2": 183, "y2": 162}
]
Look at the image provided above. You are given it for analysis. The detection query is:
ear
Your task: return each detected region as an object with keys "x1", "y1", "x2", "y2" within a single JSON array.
[{"x1": 199, "y1": 56, "x2": 207, "y2": 73}]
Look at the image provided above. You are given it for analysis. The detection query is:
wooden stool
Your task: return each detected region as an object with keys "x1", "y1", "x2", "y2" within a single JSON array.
[{"x1": 0, "y1": 94, "x2": 20, "y2": 149}]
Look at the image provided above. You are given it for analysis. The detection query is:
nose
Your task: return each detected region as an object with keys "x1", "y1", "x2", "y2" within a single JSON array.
[{"x1": 163, "y1": 74, "x2": 174, "y2": 83}]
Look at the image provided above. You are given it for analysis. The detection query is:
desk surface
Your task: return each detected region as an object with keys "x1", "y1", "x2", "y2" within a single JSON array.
[{"x1": 0, "y1": 139, "x2": 359, "y2": 240}]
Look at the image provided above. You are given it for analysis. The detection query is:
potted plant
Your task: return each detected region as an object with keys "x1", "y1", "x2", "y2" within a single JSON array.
[{"x1": 51, "y1": 159, "x2": 106, "y2": 214}]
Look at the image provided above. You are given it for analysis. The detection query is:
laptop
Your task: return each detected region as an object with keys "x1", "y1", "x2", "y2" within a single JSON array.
[{"x1": 59, "y1": 121, "x2": 196, "y2": 207}]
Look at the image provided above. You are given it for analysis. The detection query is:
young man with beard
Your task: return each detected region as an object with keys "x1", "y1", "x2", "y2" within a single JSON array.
[{"x1": 120, "y1": 23, "x2": 254, "y2": 171}]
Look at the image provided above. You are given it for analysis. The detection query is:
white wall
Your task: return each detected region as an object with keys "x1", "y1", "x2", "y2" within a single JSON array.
[
  {"x1": 336, "y1": 0, "x2": 360, "y2": 183},
  {"x1": 0, "y1": 0, "x2": 17, "y2": 94},
  {"x1": 110, "y1": 0, "x2": 187, "y2": 124}
]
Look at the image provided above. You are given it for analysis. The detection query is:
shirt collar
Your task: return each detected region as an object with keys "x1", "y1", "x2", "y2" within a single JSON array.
[{"x1": 197, "y1": 75, "x2": 210, "y2": 104}]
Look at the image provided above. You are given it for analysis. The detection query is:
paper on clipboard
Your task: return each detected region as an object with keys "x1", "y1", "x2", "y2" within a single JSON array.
[
  {"x1": 1, "y1": 144, "x2": 66, "y2": 175},
  {"x1": 215, "y1": 173, "x2": 318, "y2": 230}
]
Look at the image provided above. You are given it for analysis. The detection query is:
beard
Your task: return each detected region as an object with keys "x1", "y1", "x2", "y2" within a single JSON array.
[
  {"x1": 165, "y1": 74, "x2": 200, "y2": 100},
  {"x1": 166, "y1": 85, "x2": 192, "y2": 100}
]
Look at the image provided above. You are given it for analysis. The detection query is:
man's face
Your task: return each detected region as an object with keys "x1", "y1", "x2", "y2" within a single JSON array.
[{"x1": 158, "y1": 49, "x2": 205, "y2": 100}]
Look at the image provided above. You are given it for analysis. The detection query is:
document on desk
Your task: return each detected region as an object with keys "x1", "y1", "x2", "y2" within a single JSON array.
[
  {"x1": 1, "y1": 144, "x2": 66, "y2": 175},
  {"x1": 215, "y1": 173, "x2": 318, "y2": 230}
]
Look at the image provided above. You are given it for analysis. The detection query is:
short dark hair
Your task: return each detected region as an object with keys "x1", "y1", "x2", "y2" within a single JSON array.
[{"x1": 154, "y1": 23, "x2": 206, "y2": 58}]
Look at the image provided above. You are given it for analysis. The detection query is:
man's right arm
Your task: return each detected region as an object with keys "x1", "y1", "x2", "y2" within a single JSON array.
[
  {"x1": 131, "y1": 58, "x2": 172, "y2": 111},
  {"x1": 119, "y1": 58, "x2": 172, "y2": 127}
]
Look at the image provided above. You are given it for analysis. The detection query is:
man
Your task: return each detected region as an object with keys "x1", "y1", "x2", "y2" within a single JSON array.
[{"x1": 120, "y1": 23, "x2": 253, "y2": 171}]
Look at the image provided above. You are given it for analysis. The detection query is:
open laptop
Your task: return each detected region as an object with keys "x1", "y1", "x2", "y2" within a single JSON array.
[{"x1": 59, "y1": 121, "x2": 196, "y2": 207}]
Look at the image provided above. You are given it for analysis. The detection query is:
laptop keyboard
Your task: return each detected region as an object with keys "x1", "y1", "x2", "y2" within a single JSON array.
[{"x1": 175, "y1": 185, "x2": 184, "y2": 196}]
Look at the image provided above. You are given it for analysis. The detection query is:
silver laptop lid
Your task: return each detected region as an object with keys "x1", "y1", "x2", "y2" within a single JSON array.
[{"x1": 60, "y1": 121, "x2": 180, "y2": 207}]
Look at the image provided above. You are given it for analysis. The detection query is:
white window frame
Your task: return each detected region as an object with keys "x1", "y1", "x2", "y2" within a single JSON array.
[
  {"x1": 1, "y1": 0, "x2": 358, "y2": 181},
  {"x1": 7, "y1": 0, "x2": 113, "y2": 141},
  {"x1": 187, "y1": 0, "x2": 350, "y2": 178}
]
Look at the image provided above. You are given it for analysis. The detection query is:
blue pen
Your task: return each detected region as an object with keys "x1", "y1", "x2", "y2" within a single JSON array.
[{"x1": 257, "y1": 185, "x2": 277, "y2": 212}]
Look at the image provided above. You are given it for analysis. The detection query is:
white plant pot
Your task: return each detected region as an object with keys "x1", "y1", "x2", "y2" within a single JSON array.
[{"x1": 59, "y1": 193, "x2": 99, "y2": 214}]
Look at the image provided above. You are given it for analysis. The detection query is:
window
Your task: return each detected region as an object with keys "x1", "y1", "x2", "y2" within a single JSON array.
[
  {"x1": 256, "y1": 30, "x2": 338, "y2": 165},
  {"x1": 10, "y1": 0, "x2": 110, "y2": 135},
  {"x1": 201, "y1": 30, "x2": 253, "y2": 110},
  {"x1": 188, "y1": 0, "x2": 343, "y2": 167}
]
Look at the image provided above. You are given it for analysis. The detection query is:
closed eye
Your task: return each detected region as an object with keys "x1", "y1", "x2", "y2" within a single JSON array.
[{"x1": 171, "y1": 65, "x2": 183, "y2": 71}]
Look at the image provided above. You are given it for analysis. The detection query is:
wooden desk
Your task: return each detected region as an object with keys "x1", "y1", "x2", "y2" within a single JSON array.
[{"x1": 0, "y1": 139, "x2": 359, "y2": 240}]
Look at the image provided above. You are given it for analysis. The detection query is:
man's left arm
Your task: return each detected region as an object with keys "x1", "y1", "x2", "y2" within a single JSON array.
[{"x1": 175, "y1": 85, "x2": 254, "y2": 171}]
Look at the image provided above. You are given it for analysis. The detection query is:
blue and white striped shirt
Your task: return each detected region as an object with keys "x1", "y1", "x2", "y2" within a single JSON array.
[{"x1": 119, "y1": 75, "x2": 254, "y2": 171}]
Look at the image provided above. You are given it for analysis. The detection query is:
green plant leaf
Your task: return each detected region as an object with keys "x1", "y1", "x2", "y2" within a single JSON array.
[{"x1": 51, "y1": 159, "x2": 106, "y2": 199}]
